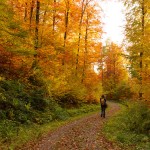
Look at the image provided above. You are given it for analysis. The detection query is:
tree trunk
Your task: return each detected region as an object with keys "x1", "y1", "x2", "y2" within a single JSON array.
[
  {"x1": 24, "y1": 2, "x2": 27, "y2": 22},
  {"x1": 62, "y1": 0, "x2": 70, "y2": 65},
  {"x1": 82, "y1": 13, "x2": 88, "y2": 83},
  {"x1": 35, "y1": 0, "x2": 40, "y2": 51},
  {"x1": 29, "y1": 0, "x2": 34, "y2": 30},
  {"x1": 53, "y1": 0, "x2": 56, "y2": 35},
  {"x1": 40, "y1": 10, "x2": 47, "y2": 47},
  {"x1": 139, "y1": 0, "x2": 145, "y2": 99},
  {"x1": 76, "y1": 0, "x2": 88, "y2": 75}
]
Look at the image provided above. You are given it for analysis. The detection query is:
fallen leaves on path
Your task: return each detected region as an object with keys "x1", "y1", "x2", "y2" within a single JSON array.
[{"x1": 22, "y1": 102, "x2": 125, "y2": 150}]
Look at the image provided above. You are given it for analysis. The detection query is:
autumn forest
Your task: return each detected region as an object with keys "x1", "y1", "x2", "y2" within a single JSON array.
[{"x1": 0, "y1": 0, "x2": 150, "y2": 149}]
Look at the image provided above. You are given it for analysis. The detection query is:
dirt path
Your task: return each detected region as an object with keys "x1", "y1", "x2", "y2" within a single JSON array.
[{"x1": 22, "y1": 102, "x2": 124, "y2": 150}]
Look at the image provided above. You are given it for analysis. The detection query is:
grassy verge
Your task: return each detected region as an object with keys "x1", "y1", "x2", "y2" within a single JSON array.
[
  {"x1": 103, "y1": 101, "x2": 150, "y2": 150},
  {"x1": 0, "y1": 104, "x2": 100, "y2": 150}
]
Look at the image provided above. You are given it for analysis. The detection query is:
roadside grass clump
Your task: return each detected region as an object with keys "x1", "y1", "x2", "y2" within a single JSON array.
[
  {"x1": 0, "y1": 120, "x2": 19, "y2": 143},
  {"x1": 67, "y1": 104, "x2": 100, "y2": 117},
  {"x1": 104, "y1": 101, "x2": 150, "y2": 149}
]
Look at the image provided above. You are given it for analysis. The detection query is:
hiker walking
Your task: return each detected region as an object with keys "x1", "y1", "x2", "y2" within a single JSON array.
[{"x1": 100, "y1": 95, "x2": 107, "y2": 118}]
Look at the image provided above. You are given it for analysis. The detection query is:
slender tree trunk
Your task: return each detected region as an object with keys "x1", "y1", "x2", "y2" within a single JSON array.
[
  {"x1": 29, "y1": 0, "x2": 34, "y2": 30},
  {"x1": 41, "y1": 10, "x2": 47, "y2": 47},
  {"x1": 62, "y1": 0, "x2": 70, "y2": 65},
  {"x1": 113, "y1": 58, "x2": 116, "y2": 86},
  {"x1": 53, "y1": 0, "x2": 56, "y2": 35},
  {"x1": 31, "y1": 0, "x2": 40, "y2": 69},
  {"x1": 113, "y1": 45, "x2": 116, "y2": 86},
  {"x1": 35, "y1": 0, "x2": 40, "y2": 51},
  {"x1": 76, "y1": 0, "x2": 88, "y2": 75},
  {"x1": 101, "y1": 47, "x2": 104, "y2": 87},
  {"x1": 24, "y1": 2, "x2": 27, "y2": 22},
  {"x1": 139, "y1": 0, "x2": 145, "y2": 99},
  {"x1": 82, "y1": 13, "x2": 88, "y2": 83}
]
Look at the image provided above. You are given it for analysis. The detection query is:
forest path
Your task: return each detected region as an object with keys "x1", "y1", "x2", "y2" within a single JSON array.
[{"x1": 23, "y1": 102, "x2": 124, "y2": 150}]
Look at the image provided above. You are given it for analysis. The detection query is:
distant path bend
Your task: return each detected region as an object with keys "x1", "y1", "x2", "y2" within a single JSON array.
[{"x1": 24, "y1": 102, "x2": 124, "y2": 150}]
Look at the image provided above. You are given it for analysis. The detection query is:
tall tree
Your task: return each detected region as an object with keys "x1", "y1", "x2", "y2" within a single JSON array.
[
  {"x1": 82, "y1": 12, "x2": 89, "y2": 83},
  {"x1": 124, "y1": 0, "x2": 150, "y2": 99},
  {"x1": 100, "y1": 42, "x2": 128, "y2": 99},
  {"x1": 62, "y1": 0, "x2": 70, "y2": 65},
  {"x1": 75, "y1": 0, "x2": 91, "y2": 75}
]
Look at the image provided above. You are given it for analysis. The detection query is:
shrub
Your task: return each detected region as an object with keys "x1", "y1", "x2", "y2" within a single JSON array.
[
  {"x1": 104, "y1": 101, "x2": 150, "y2": 149},
  {"x1": 120, "y1": 102, "x2": 150, "y2": 134},
  {"x1": 0, "y1": 120, "x2": 19, "y2": 142},
  {"x1": 106, "y1": 81, "x2": 134, "y2": 100},
  {"x1": 30, "y1": 89, "x2": 48, "y2": 111},
  {"x1": 56, "y1": 92, "x2": 81, "y2": 108}
]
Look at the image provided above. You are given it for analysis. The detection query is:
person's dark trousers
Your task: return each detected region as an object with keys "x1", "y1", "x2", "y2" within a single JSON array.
[{"x1": 101, "y1": 105, "x2": 106, "y2": 118}]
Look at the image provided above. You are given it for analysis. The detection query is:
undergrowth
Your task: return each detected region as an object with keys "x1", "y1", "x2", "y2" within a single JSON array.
[
  {"x1": 0, "y1": 78, "x2": 99, "y2": 150},
  {"x1": 0, "y1": 78, "x2": 100, "y2": 149},
  {"x1": 0, "y1": 104, "x2": 99, "y2": 149},
  {"x1": 104, "y1": 101, "x2": 150, "y2": 150}
]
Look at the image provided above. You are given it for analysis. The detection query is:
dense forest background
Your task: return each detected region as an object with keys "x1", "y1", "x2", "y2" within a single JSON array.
[{"x1": 0, "y1": 0, "x2": 150, "y2": 148}]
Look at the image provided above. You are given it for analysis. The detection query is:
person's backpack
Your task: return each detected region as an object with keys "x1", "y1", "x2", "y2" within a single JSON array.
[{"x1": 100, "y1": 98, "x2": 106, "y2": 106}]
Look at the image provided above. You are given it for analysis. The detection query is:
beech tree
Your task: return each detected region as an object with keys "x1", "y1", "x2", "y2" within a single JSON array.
[
  {"x1": 99, "y1": 42, "x2": 129, "y2": 100},
  {"x1": 123, "y1": 0, "x2": 150, "y2": 99},
  {"x1": 0, "y1": 0, "x2": 103, "y2": 104}
]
